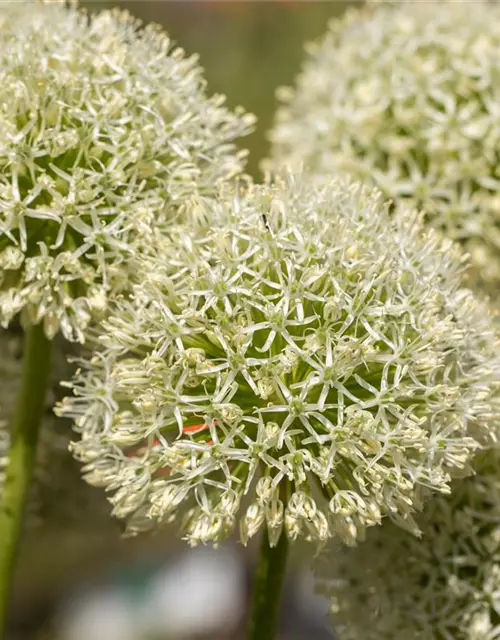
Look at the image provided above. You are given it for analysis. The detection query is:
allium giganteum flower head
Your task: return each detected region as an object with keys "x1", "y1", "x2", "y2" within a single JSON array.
[
  {"x1": 59, "y1": 176, "x2": 500, "y2": 547},
  {"x1": 317, "y1": 449, "x2": 500, "y2": 640},
  {"x1": 268, "y1": 0, "x2": 500, "y2": 296},
  {"x1": 0, "y1": 0, "x2": 255, "y2": 341}
]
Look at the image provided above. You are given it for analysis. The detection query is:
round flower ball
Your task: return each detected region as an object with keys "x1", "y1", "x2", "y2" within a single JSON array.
[
  {"x1": 0, "y1": 0, "x2": 255, "y2": 342},
  {"x1": 268, "y1": 0, "x2": 500, "y2": 297},
  {"x1": 317, "y1": 450, "x2": 500, "y2": 640},
  {"x1": 58, "y1": 176, "x2": 500, "y2": 547}
]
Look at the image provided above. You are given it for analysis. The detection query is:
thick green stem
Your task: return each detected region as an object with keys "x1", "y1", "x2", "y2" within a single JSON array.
[
  {"x1": 247, "y1": 526, "x2": 289, "y2": 640},
  {"x1": 0, "y1": 324, "x2": 52, "y2": 636}
]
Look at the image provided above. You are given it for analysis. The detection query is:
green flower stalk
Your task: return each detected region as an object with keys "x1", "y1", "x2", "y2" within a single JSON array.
[
  {"x1": 0, "y1": 329, "x2": 21, "y2": 510},
  {"x1": 317, "y1": 449, "x2": 500, "y2": 640},
  {"x1": 268, "y1": 0, "x2": 500, "y2": 297},
  {"x1": 0, "y1": 322, "x2": 52, "y2": 632},
  {"x1": 0, "y1": 327, "x2": 116, "y2": 631},
  {"x1": 0, "y1": 326, "x2": 112, "y2": 531},
  {"x1": 59, "y1": 176, "x2": 500, "y2": 549},
  {"x1": 0, "y1": 0, "x2": 255, "y2": 342}
]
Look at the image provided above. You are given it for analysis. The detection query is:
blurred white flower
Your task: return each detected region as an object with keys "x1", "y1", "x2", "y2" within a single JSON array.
[
  {"x1": 268, "y1": 0, "x2": 500, "y2": 296},
  {"x1": 316, "y1": 449, "x2": 500, "y2": 640},
  {"x1": 142, "y1": 547, "x2": 244, "y2": 638}
]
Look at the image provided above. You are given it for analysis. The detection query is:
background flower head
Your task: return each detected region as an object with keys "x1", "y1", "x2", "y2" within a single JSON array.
[
  {"x1": 0, "y1": 0, "x2": 255, "y2": 341},
  {"x1": 268, "y1": 0, "x2": 500, "y2": 297},
  {"x1": 317, "y1": 448, "x2": 500, "y2": 640},
  {"x1": 59, "y1": 176, "x2": 500, "y2": 547}
]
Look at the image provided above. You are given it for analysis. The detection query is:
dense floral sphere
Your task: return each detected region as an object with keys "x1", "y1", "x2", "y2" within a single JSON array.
[
  {"x1": 0, "y1": 0, "x2": 255, "y2": 341},
  {"x1": 58, "y1": 177, "x2": 500, "y2": 546},
  {"x1": 268, "y1": 0, "x2": 500, "y2": 296},
  {"x1": 318, "y1": 449, "x2": 500, "y2": 640}
]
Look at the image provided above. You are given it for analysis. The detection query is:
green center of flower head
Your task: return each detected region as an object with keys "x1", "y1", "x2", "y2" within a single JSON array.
[
  {"x1": 0, "y1": 1, "x2": 254, "y2": 341},
  {"x1": 61, "y1": 176, "x2": 500, "y2": 547}
]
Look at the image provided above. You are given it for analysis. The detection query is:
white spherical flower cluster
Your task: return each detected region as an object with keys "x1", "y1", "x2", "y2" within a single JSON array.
[
  {"x1": 58, "y1": 177, "x2": 500, "y2": 547},
  {"x1": 318, "y1": 450, "x2": 500, "y2": 640},
  {"x1": 268, "y1": 0, "x2": 500, "y2": 295},
  {"x1": 0, "y1": 1, "x2": 255, "y2": 341}
]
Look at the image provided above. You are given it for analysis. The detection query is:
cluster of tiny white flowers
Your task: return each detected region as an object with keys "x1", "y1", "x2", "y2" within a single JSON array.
[
  {"x1": 0, "y1": 0, "x2": 255, "y2": 341},
  {"x1": 58, "y1": 175, "x2": 500, "y2": 547},
  {"x1": 317, "y1": 449, "x2": 500, "y2": 640},
  {"x1": 268, "y1": 0, "x2": 500, "y2": 296}
]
